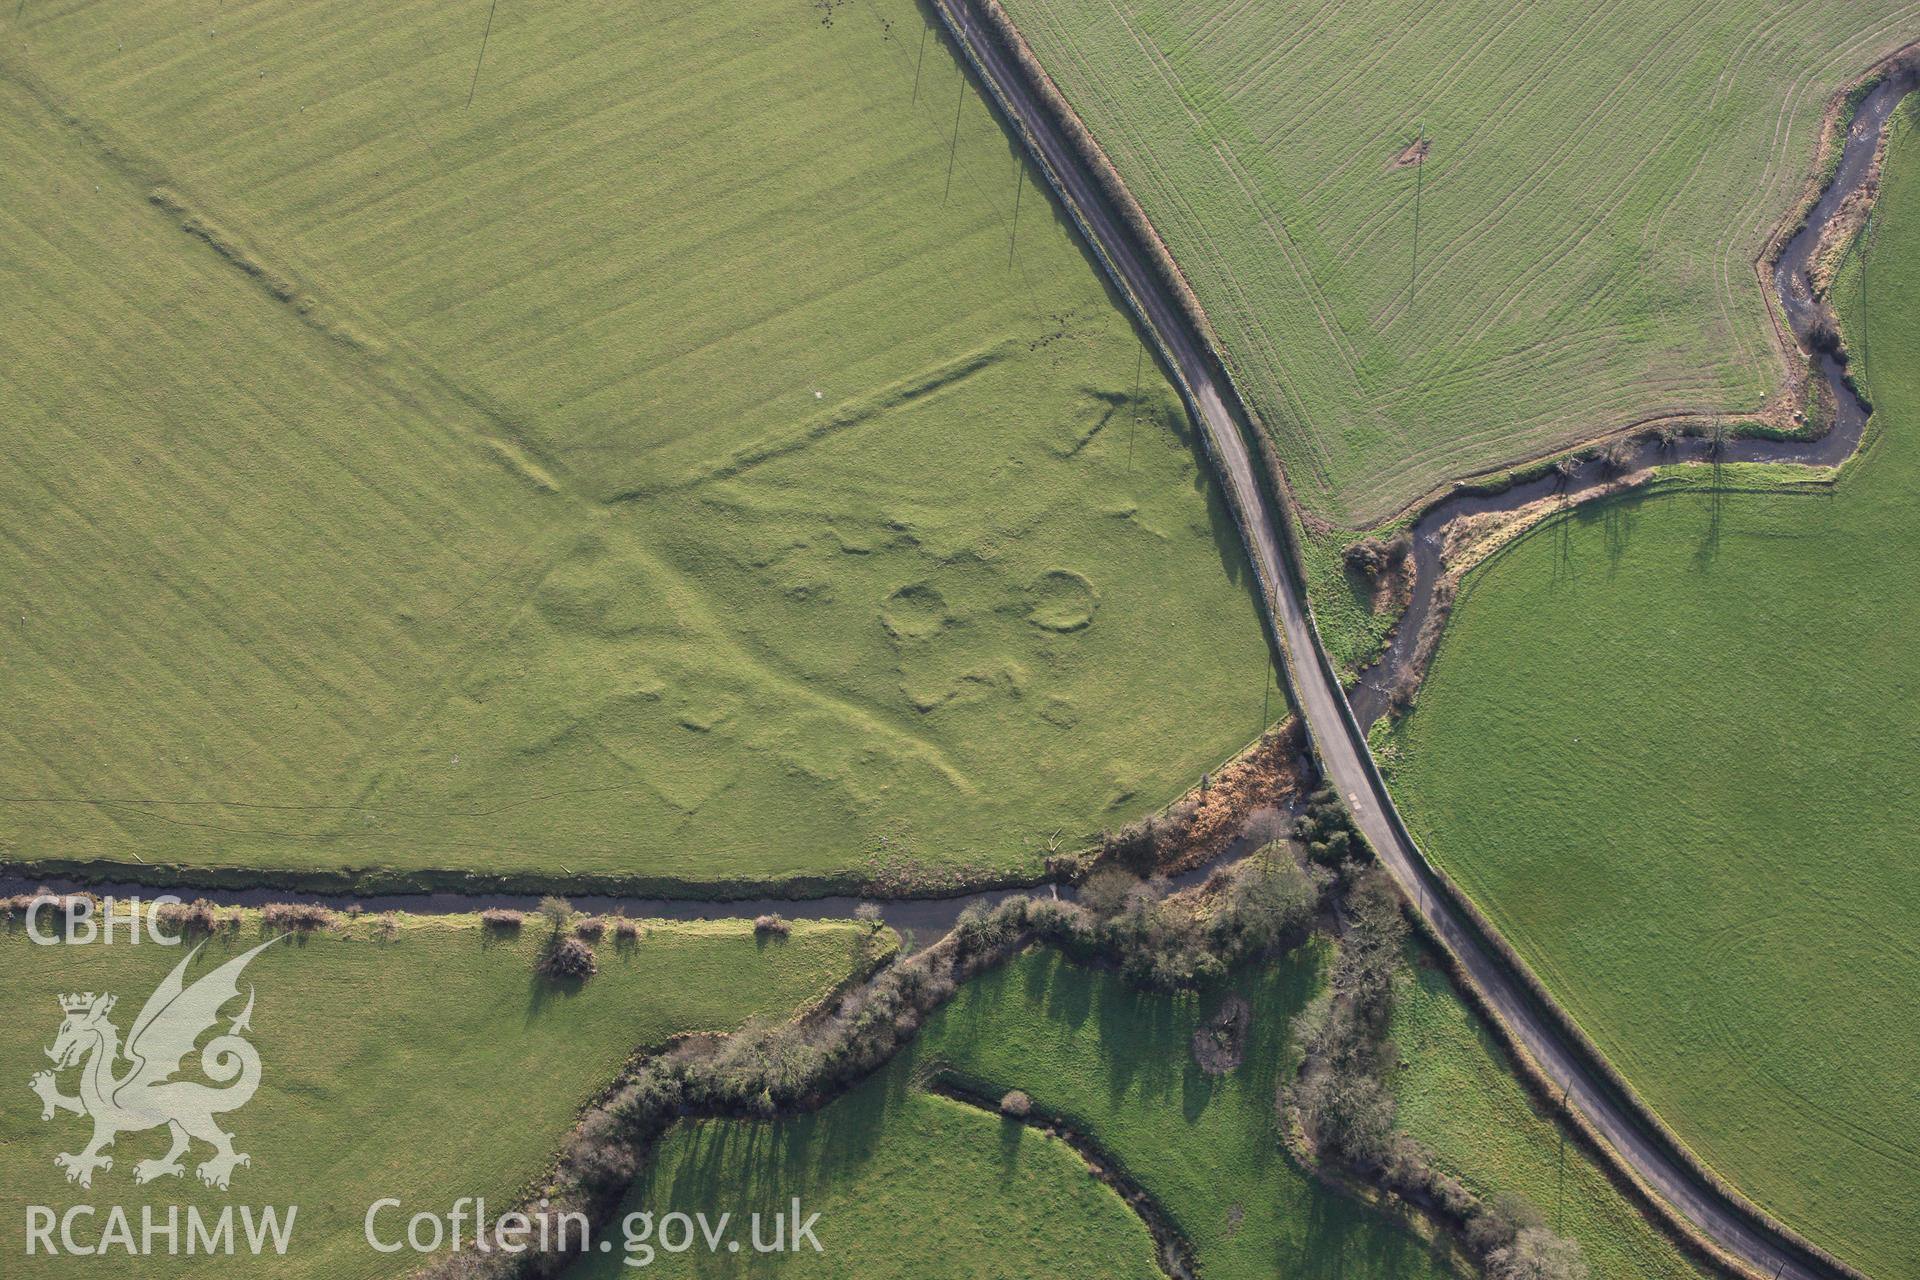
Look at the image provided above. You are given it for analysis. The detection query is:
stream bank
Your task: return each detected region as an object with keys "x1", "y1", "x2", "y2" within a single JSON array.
[{"x1": 1349, "y1": 69, "x2": 1917, "y2": 731}]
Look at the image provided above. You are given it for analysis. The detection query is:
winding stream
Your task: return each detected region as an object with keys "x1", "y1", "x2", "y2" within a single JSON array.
[
  {"x1": 10, "y1": 76, "x2": 1907, "y2": 938},
  {"x1": 1349, "y1": 71, "x2": 1916, "y2": 732}
]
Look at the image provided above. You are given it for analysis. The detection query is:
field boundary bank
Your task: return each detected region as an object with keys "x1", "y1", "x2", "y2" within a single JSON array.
[
  {"x1": 0, "y1": 854, "x2": 1050, "y2": 904},
  {"x1": 960, "y1": 0, "x2": 1321, "y2": 598},
  {"x1": 409, "y1": 871, "x2": 1537, "y2": 1280},
  {"x1": 1395, "y1": 933, "x2": 1751, "y2": 1280},
  {"x1": 1297, "y1": 580, "x2": 1843, "y2": 1280},
  {"x1": 406, "y1": 915, "x2": 1167, "y2": 1277},
  {"x1": 1268, "y1": 66, "x2": 1907, "y2": 1280},
  {"x1": 935, "y1": 1, "x2": 1884, "y2": 1276},
  {"x1": 1, "y1": 13, "x2": 1287, "y2": 906},
  {"x1": 1244, "y1": 65, "x2": 1893, "y2": 1280},
  {"x1": 0, "y1": 716, "x2": 1289, "y2": 910}
]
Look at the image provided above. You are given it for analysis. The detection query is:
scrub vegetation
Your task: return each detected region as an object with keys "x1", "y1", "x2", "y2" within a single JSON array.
[
  {"x1": 573, "y1": 945, "x2": 1457, "y2": 1280},
  {"x1": 0, "y1": 910, "x2": 871, "y2": 1279},
  {"x1": 570, "y1": 1059, "x2": 1166, "y2": 1280},
  {"x1": 0, "y1": 0, "x2": 1270, "y2": 888},
  {"x1": 387, "y1": 840, "x2": 1651, "y2": 1280},
  {"x1": 917, "y1": 947, "x2": 1457, "y2": 1279},
  {"x1": 1382, "y1": 97, "x2": 1920, "y2": 1280},
  {"x1": 996, "y1": 0, "x2": 1913, "y2": 526},
  {"x1": 1392, "y1": 950, "x2": 1710, "y2": 1280}
]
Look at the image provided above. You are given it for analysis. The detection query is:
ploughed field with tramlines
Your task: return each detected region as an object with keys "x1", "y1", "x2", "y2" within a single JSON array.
[
  {"x1": 3, "y1": 1, "x2": 1917, "y2": 1279},
  {"x1": 1000, "y1": 0, "x2": 1916, "y2": 525},
  {"x1": 0, "y1": 0, "x2": 1272, "y2": 888}
]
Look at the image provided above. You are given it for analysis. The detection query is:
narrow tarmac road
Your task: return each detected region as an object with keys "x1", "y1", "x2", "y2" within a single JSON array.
[{"x1": 933, "y1": 2, "x2": 1862, "y2": 1276}]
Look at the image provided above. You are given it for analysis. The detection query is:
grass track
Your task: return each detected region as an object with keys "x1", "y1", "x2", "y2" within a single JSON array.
[
  {"x1": 0, "y1": 913, "x2": 870, "y2": 1277},
  {"x1": 1381, "y1": 96, "x2": 1920, "y2": 1279},
  {"x1": 997, "y1": 0, "x2": 1915, "y2": 526},
  {"x1": 0, "y1": 0, "x2": 1273, "y2": 885}
]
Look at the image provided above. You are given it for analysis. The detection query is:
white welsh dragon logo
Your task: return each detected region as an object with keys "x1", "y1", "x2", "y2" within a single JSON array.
[{"x1": 28, "y1": 937, "x2": 281, "y2": 1190}]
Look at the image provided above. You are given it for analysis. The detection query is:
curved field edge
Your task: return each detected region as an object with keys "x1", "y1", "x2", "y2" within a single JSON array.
[
  {"x1": 993, "y1": 0, "x2": 1916, "y2": 529},
  {"x1": 573, "y1": 945, "x2": 1460, "y2": 1280},
  {"x1": 564, "y1": 1060, "x2": 1169, "y2": 1280},
  {"x1": 929, "y1": 8, "x2": 1862, "y2": 1276},
  {"x1": 921, "y1": 947, "x2": 1459, "y2": 1279},
  {"x1": 0, "y1": 0, "x2": 1273, "y2": 886},
  {"x1": 951, "y1": 4, "x2": 1913, "y2": 1276},
  {"x1": 1305, "y1": 50, "x2": 1918, "y2": 683},
  {"x1": 0, "y1": 911, "x2": 873, "y2": 1279},
  {"x1": 1380, "y1": 95, "x2": 1920, "y2": 1279}
]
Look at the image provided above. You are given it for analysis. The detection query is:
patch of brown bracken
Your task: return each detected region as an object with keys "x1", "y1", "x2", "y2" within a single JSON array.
[{"x1": 1163, "y1": 726, "x2": 1306, "y2": 874}]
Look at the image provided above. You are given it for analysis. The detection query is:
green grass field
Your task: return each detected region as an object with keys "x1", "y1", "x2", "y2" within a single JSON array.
[
  {"x1": 922, "y1": 947, "x2": 1456, "y2": 1278},
  {"x1": 572, "y1": 1057, "x2": 1164, "y2": 1279},
  {"x1": 0, "y1": 0, "x2": 1271, "y2": 886},
  {"x1": 1391, "y1": 950, "x2": 1709, "y2": 1280},
  {"x1": 1381, "y1": 97, "x2": 1920, "y2": 1279},
  {"x1": 583, "y1": 945, "x2": 1455, "y2": 1278},
  {"x1": 999, "y1": 0, "x2": 1913, "y2": 526},
  {"x1": 0, "y1": 911, "x2": 870, "y2": 1277}
]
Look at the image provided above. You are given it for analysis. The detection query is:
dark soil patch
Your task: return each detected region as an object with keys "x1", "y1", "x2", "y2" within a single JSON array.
[
  {"x1": 1191, "y1": 992, "x2": 1251, "y2": 1075},
  {"x1": 1390, "y1": 138, "x2": 1429, "y2": 169}
]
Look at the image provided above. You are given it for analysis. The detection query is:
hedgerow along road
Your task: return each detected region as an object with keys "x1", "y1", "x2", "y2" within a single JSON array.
[{"x1": 930, "y1": 1, "x2": 1875, "y2": 1276}]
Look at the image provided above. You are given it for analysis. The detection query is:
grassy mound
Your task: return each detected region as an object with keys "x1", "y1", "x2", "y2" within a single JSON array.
[
  {"x1": 1382, "y1": 97, "x2": 1920, "y2": 1278},
  {"x1": 0, "y1": 0, "x2": 1270, "y2": 887},
  {"x1": 0, "y1": 911, "x2": 869, "y2": 1278}
]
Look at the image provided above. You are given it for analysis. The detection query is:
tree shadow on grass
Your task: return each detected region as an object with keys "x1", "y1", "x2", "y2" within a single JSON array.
[
  {"x1": 1598, "y1": 490, "x2": 1638, "y2": 576},
  {"x1": 523, "y1": 965, "x2": 589, "y2": 1025},
  {"x1": 1695, "y1": 484, "x2": 1726, "y2": 571},
  {"x1": 645, "y1": 1060, "x2": 901, "y2": 1229}
]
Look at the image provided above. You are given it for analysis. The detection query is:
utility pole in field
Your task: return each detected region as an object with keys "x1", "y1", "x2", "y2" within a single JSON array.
[{"x1": 1408, "y1": 121, "x2": 1426, "y2": 312}]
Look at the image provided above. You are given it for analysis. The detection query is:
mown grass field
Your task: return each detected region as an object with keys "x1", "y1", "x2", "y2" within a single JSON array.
[
  {"x1": 1382, "y1": 97, "x2": 1920, "y2": 1279},
  {"x1": 1391, "y1": 950, "x2": 1709, "y2": 1280},
  {"x1": 0, "y1": 912, "x2": 870, "y2": 1277},
  {"x1": 0, "y1": 0, "x2": 1271, "y2": 886},
  {"x1": 999, "y1": 0, "x2": 1915, "y2": 526},
  {"x1": 573, "y1": 1057, "x2": 1164, "y2": 1279}
]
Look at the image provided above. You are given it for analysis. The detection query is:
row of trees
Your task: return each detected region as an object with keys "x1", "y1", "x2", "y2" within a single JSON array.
[
  {"x1": 421, "y1": 852, "x2": 1332, "y2": 1280},
  {"x1": 1282, "y1": 868, "x2": 1590, "y2": 1280},
  {"x1": 426, "y1": 796, "x2": 1588, "y2": 1280}
]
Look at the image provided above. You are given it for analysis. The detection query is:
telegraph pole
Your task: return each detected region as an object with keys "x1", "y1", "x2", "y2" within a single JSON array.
[{"x1": 1408, "y1": 122, "x2": 1426, "y2": 310}]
